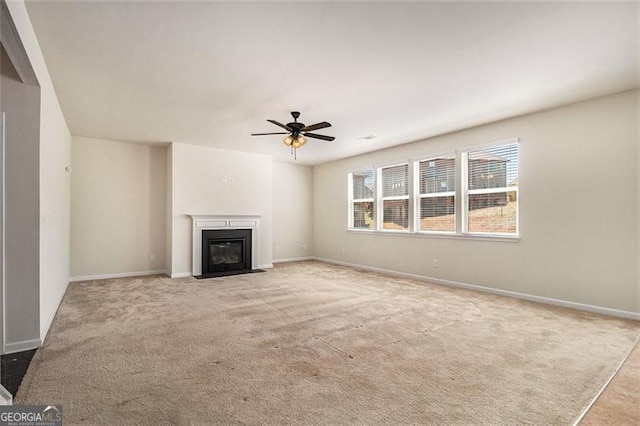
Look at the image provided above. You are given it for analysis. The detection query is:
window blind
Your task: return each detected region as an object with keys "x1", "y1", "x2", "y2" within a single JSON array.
[
  {"x1": 352, "y1": 169, "x2": 374, "y2": 201},
  {"x1": 382, "y1": 164, "x2": 408, "y2": 198}
]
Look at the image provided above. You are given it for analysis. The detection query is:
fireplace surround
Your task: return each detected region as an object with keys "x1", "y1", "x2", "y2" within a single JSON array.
[{"x1": 190, "y1": 215, "x2": 261, "y2": 277}]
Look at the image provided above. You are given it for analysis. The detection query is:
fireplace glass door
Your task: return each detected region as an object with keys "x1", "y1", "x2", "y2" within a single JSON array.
[{"x1": 209, "y1": 239, "x2": 243, "y2": 267}]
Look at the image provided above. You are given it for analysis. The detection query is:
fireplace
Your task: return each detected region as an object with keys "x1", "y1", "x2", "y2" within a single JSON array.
[
  {"x1": 201, "y1": 229, "x2": 252, "y2": 276},
  {"x1": 190, "y1": 214, "x2": 262, "y2": 278}
]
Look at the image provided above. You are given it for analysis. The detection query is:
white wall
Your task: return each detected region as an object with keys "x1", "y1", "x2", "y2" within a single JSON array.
[
  {"x1": 169, "y1": 142, "x2": 273, "y2": 276},
  {"x1": 165, "y1": 143, "x2": 173, "y2": 274},
  {"x1": 71, "y1": 137, "x2": 166, "y2": 279},
  {"x1": 37, "y1": 51, "x2": 72, "y2": 340},
  {"x1": 314, "y1": 90, "x2": 639, "y2": 314},
  {"x1": 636, "y1": 4, "x2": 640, "y2": 319},
  {"x1": 5, "y1": 0, "x2": 72, "y2": 346},
  {"x1": 1, "y1": 42, "x2": 40, "y2": 350},
  {"x1": 273, "y1": 161, "x2": 313, "y2": 261}
]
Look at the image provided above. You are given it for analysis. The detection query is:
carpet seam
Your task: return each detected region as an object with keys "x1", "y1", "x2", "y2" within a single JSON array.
[{"x1": 572, "y1": 337, "x2": 640, "y2": 425}]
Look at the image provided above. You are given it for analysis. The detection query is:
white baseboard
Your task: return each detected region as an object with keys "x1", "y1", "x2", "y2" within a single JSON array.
[
  {"x1": 273, "y1": 257, "x2": 314, "y2": 264},
  {"x1": 170, "y1": 272, "x2": 192, "y2": 279},
  {"x1": 0, "y1": 385, "x2": 12, "y2": 405},
  {"x1": 314, "y1": 257, "x2": 640, "y2": 321},
  {"x1": 70, "y1": 270, "x2": 167, "y2": 282},
  {"x1": 4, "y1": 337, "x2": 41, "y2": 354},
  {"x1": 259, "y1": 263, "x2": 274, "y2": 269}
]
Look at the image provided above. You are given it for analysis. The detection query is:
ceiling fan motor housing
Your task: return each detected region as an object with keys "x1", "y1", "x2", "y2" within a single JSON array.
[
  {"x1": 288, "y1": 112, "x2": 304, "y2": 135},
  {"x1": 287, "y1": 122, "x2": 305, "y2": 136}
]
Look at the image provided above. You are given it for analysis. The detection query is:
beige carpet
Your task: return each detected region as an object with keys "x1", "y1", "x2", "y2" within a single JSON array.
[{"x1": 17, "y1": 261, "x2": 640, "y2": 425}]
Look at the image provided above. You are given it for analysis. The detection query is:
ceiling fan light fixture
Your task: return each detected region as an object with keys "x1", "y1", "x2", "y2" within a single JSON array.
[
  {"x1": 284, "y1": 135, "x2": 306, "y2": 149},
  {"x1": 253, "y1": 111, "x2": 334, "y2": 160}
]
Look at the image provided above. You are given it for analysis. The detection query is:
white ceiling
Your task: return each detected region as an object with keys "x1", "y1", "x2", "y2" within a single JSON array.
[{"x1": 25, "y1": 1, "x2": 638, "y2": 165}]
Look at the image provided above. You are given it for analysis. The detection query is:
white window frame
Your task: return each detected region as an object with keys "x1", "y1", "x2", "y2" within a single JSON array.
[
  {"x1": 347, "y1": 168, "x2": 375, "y2": 230},
  {"x1": 414, "y1": 153, "x2": 456, "y2": 234},
  {"x1": 377, "y1": 162, "x2": 411, "y2": 232},
  {"x1": 462, "y1": 139, "x2": 519, "y2": 237},
  {"x1": 346, "y1": 138, "x2": 519, "y2": 241}
]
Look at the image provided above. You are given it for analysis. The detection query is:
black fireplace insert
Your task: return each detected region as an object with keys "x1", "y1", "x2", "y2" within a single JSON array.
[{"x1": 200, "y1": 229, "x2": 252, "y2": 277}]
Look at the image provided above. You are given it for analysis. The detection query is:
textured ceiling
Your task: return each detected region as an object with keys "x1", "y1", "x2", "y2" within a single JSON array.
[{"x1": 25, "y1": 1, "x2": 639, "y2": 165}]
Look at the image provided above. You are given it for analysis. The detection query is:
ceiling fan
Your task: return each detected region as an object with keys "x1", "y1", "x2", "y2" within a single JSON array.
[{"x1": 251, "y1": 111, "x2": 335, "y2": 159}]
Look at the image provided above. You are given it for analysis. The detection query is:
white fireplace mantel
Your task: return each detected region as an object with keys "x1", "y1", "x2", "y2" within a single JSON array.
[{"x1": 190, "y1": 214, "x2": 261, "y2": 276}]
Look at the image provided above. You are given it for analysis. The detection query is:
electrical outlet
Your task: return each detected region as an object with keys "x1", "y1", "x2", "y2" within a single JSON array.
[
  {"x1": 150, "y1": 254, "x2": 156, "y2": 261},
  {"x1": 302, "y1": 244, "x2": 307, "y2": 250},
  {"x1": 432, "y1": 258, "x2": 439, "y2": 268},
  {"x1": 341, "y1": 248, "x2": 346, "y2": 254}
]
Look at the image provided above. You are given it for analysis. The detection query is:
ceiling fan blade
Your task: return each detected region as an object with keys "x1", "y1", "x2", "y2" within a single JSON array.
[
  {"x1": 304, "y1": 132, "x2": 335, "y2": 141},
  {"x1": 267, "y1": 120, "x2": 292, "y2": 132},
  {"x1": 301, "y1": 121, "x2": 331, "y2": 132},
  {"x1": 251, "y1": 132, "x2": 289, "y2": 136}
]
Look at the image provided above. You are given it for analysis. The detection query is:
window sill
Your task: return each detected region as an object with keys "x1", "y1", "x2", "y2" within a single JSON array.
[{"x1": 346, "y1": 228, "x2": 520, "y2": 242}]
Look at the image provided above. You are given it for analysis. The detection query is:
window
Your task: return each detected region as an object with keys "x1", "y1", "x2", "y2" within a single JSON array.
[
  {"x1": 347, "y1": 139, "x2": 519, "y2": 238},
  {"x1": 348, "y1": 169, "x2": 374, "y2": 229},
  {"x1": 417, "y1": 155, "x2": 455, "y2": 232},
  {"x1": 464, "y1": 143, "x2": 518, "y2": 235},
  {"x1": 379, "y1": 164, "x2": 409, "y2": 230}
]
